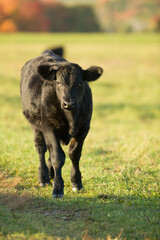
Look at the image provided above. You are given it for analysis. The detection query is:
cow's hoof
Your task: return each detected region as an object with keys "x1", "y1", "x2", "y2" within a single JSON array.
[
  {"x1": 72, "y1": 187, "x2": 84, "y2": 193},
  {"x1": 39, "y1": 182, "x2": 50, "y2": 188},
  {"x1": 52, "y1": 194, "x2": 64, "y2": 199},
  {"x1": 52, "y1": 188, "x2": 64, "y2": 199},
  {"x1": 39, "y1": 182, "x2": 45, "y2": 188},
  {"x1": 72, "y1": 182, "x2": 83, "y2": 193}
]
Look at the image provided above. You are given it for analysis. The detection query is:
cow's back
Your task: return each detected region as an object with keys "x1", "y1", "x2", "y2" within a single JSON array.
[{"x1": 20, "y1": 50, "x2": 66, "y2": 128}]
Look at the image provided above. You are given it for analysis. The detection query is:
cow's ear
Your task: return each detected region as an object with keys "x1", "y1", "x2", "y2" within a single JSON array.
[
  {"x1": 83, "y1": 66, "x2": 103, "y2": 82},
  {"x1": 37, "y1": 64, "x2": 59, "y2": 81}
]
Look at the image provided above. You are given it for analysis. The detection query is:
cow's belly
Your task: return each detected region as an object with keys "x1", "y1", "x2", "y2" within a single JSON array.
[{"x1": 23, "y1": 108, "x2": 42, "y2": 129}]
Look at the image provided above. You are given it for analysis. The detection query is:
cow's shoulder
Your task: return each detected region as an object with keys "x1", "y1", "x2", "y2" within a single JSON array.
[{"x1": 78, "y1": 82, "x2": 92, "y2": 124}]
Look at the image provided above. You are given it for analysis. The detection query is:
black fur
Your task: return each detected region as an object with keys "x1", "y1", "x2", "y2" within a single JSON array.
[{"x1": 20, "y1": 48, "x2": 103, "y2": 198}]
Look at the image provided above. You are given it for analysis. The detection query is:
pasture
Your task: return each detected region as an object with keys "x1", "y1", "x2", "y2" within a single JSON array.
[{"x1": 0, "y1": 33, "x2": 160, "y2": 239}]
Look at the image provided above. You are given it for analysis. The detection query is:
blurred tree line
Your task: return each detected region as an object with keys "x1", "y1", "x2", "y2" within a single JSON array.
[
  {"x1": 0, "y1": 0, "x2": 100, "y2": 32},
  {"x1": 0, "y1": 0, "x2": 159, "y2": 32},
  {"x1": 96, "y1": 0, "x2": 160, "y2": 33}
]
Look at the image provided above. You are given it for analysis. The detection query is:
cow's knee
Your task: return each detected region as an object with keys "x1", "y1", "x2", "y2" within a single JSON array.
[{"x1": 69, "y1": 138, "x2": 80, "y2": 160}]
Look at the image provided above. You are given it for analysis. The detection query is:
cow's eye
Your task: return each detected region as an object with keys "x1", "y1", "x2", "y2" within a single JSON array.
[{"x1": 56, "y1": 81, "x2": 62, "y2": 86}]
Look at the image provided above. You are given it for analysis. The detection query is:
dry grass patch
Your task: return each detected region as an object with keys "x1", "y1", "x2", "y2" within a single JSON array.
[
  {"x1": 82, "y1": 229, "x2": 124, "y2": 240},
  {"x1": 0, "y1": 172, "x2": 32, "y2": 210}
]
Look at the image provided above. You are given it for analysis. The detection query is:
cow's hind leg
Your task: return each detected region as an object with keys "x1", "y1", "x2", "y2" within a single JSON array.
[{"x1": 33, "y1": 129, "x2": 50, "y2": 187}]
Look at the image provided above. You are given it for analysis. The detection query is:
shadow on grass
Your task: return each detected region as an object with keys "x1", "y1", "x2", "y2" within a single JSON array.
[
  {"x1": 94, "y1": 103, "x2": 160, "y2": 121},
  {"x1": 0, "y1": 172, "x2": 159, "y2": 240}
]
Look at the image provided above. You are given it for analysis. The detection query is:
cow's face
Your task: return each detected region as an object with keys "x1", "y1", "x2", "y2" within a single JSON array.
[
  {"x1": 38, "y1": 63, "x2": 103, "y2": 110},
  {"x1": 55, "y1": 64, "x2": 85, "y2": 110}
]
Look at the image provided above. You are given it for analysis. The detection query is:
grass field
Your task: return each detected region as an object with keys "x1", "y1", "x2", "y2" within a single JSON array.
[{"x1": 0, "y1": 33, "x2": 160, "y2": 239}]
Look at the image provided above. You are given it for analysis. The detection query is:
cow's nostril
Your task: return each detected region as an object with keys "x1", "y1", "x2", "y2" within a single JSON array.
[
  {"x1": 71, "y1": 101, "x2": 76, "y2": 109},
  {"x1": 63, "y1": 100, "x2": 77, "y2": 110},
  {"x1": 63, "y1": 101, "x2": 68, "y2": 109}
]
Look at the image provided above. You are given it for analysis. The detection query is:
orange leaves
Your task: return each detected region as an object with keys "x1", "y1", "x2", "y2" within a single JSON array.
[
  {"x1": 18, "y1": 1, "x2": 44, "y2": 20},
  {"x1": 0, "y1": 19, "x2": 17, "y2": 32},
  {"x1": 0, "y1": 0, "x2": 50, "y2": 32},
  {"x1": 0, "y1": 0, "x2": 21, "y2": 15}
]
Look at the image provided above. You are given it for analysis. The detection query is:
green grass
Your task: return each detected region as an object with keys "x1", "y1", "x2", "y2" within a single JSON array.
[{"x1": 0, "y1": 33, "x2": 160, "y2": 239}]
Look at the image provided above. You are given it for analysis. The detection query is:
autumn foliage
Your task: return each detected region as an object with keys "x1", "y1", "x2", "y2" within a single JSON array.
[
  {"x1": 15, "y1": 0, "x2": 49, "y2": 32},
  {"x1": 96, "y1": 0, "x2": 160, "y2": 32},
  {"x1": 0, "y1": 0, "x2": 50, "y2": 32},
  {"x1": 0, "y1": 0, "x2": 159, "y2": 32},
  {"x1": 0, "y1": 0, "x2": 100, "y2": 32}
]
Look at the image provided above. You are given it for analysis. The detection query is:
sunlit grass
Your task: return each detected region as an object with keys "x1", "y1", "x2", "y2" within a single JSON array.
[{"x1": 0, "y1": 33, "x2": 160, "y2": 239}]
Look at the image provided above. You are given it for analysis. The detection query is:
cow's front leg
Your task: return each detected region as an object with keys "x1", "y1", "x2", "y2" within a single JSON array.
[
  {"x1": 33, "y1": 129, "x2": 50, "y2": 187},
  {"x1": 43, "y1": 130, "x2": 65, "y2": 198},
  {"x1": 69, "y1": 127, "x2": 89, "y2": 192},
  {"x1": 69, "y1": 137, "x2": 86, "y2": 192},
  {"x1": 47, "y1": 156, "x2": 54, "y2": 180}
]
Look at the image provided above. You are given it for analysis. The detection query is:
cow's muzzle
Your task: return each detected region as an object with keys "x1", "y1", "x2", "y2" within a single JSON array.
[{"x1": 63, "y1": 100, "x2": 77, "y2": 110}]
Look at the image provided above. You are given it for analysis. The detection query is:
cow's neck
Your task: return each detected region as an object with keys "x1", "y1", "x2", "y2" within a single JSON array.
[{"x1": 64, "y1": 109, "x2": 80, "y2": 137}]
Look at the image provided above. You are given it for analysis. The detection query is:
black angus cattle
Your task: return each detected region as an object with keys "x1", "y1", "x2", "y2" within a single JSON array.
[{"x1": 20, "y1": 48, "x2": 103, "y2": 198}]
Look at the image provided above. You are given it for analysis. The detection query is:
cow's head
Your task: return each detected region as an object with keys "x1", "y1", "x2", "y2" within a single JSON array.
[{"x1": 38, "y1": 62, "x2": 103, "y2": 110}]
